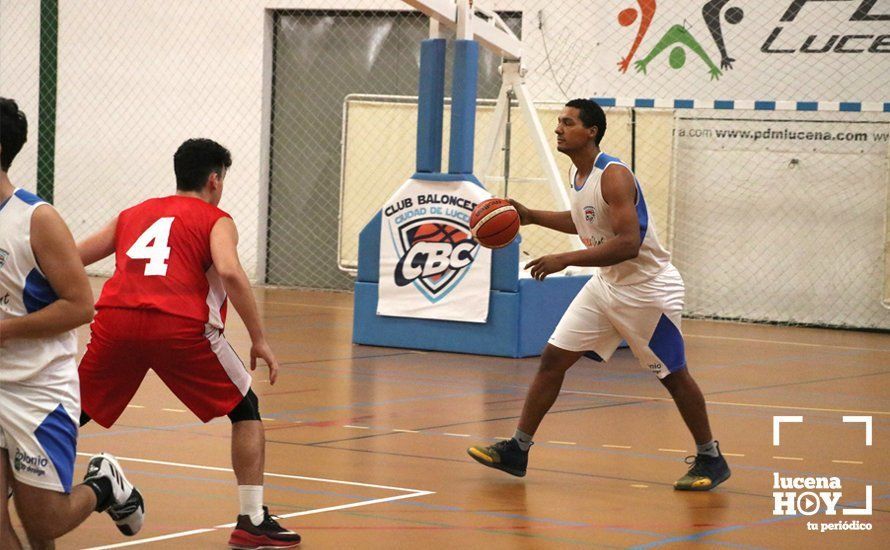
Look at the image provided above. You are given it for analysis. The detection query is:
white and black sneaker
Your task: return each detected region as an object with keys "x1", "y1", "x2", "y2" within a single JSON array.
[{"x1": 83, "y1": 453, "x2": 145, "y2": 536}]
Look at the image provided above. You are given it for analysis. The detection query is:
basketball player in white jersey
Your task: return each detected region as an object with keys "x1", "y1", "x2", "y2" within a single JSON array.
[
  {"x1": 468, "y1": 99, "x2": 730, "y2": 491},
  {"x1": 0, "y1": 98, "x2": 144, "y2": 549}
]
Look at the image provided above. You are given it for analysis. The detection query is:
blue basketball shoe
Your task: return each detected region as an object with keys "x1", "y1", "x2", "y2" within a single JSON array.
[
  {"x1": 674, "y1": 442, "x2": 731, "y2": 491},
  {"x1": 467, "y1": 438, "x2": 529, "y2": 477}
]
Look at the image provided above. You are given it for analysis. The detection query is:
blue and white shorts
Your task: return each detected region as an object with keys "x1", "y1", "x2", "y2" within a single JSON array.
[
  {"x1": 0, "y1": 369, "x2": 80, "y2": 493},
  {"x1": 548, "y1": 264, "x2": 686, "y2": 379}
]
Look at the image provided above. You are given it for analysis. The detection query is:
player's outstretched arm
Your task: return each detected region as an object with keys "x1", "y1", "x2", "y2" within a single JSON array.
[
  {"x1": 0, "y1": 205, "x2": 94, "y2": 345},
  {"x1": 526, "y1": 166, "x2": 641, "y2": 280},
  {"x1": 508, "y1": 199, "x2": 577, "y2": 234},
  {"x1": 78, "y1": 216, "x2": 118, "y2": 266},
  {"x1": 210, "y1": 216, "x2": 280, "y2": 384}
]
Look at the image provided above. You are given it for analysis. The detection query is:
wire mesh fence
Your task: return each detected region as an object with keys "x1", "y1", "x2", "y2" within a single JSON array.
[{"x1": 1, "y1": 0, "x2": 887, "y2": 327}]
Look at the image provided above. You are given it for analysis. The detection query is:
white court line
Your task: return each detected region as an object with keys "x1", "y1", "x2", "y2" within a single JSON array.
[
  {"x1": 658, "y1": 448, "x2": 688, "y2": 454},
  {"x1": 78, "y1": 453, "x2": 434, "y2": 550},
  {"x1": 262, "y1": 302, "x2": 890, "y2": 351},
  {"x1": 708, "y1": 400, "x2": 890, "y2": 416},
  {"x1": 392, "y1": 428, "x2": 419, "y2": 433},
  {"x1": 74, "y1": 453, "x2": 429, "y2": 493},
  {"x1": 684, "y1": 332, "x2": 889, "y2": 353},
  {"x1": 86, "y1": 493, "x2": 435, "y2": 549},
  {"x1": 443, "y1": 432, "x2": 471, "y2": 438},
  {"x1": 125, "y1": 405, "x2": 144, "y2": 409},
  {"x1": 214, "y1": 491, "x2": 435, "y2": 527},
  {"x1": 773, "y1": 456, "x2": 804, "y2": 461},
  {"x1": 548, "y1": 441, "x2": 577, "y2": 446},
  {"x1": 561, "y1": 390, "x2": 890, "y2": 416},
  {"x1": 261, "y1": 299, "x2": 353, "y2": 311},
  {"x1": 160, "y1": 408, "x2": 186, "y2": 413},
  {"x1": 832, "y1": 459, "x2": 864, "y2": 465},
  {"x1": 84, "y1": 529, "x2": 216, "y2": 549},
  {"x1": 602, "y1": 444, "x2": 632, "y2": 449},
  {"x1": 343, "y1": 424, "x2": 370, "y2": 430},
  {"x1": 723, "y1": 453, "x2": 746, "y2": 457},
  {"x1": 254, "y1": 299, "x2": 890, "y2": 348}
]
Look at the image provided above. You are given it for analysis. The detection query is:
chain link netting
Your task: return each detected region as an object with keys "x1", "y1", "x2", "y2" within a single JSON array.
[{"x1": 2, "y1": 1, "x2": 887, "y2": 327}]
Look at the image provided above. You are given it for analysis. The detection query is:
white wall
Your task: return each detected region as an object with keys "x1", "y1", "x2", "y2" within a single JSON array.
[
  {"x1": 0, "y1": 0, "x2": 41, "y2": 188},
  {"x1": 53, "y1": 0, "x2": 272, "y2": 277},
  {"x1": 1, "y1": 0, "x2": 405, "y2": 280}
]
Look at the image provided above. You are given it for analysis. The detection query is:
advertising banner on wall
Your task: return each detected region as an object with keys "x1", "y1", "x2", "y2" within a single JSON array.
[
  {"x1": 540, "y1": 0, "x2": 890, "y2": 103},
  {"x1": 675, "y1": 113, "x2": 890, "y2": 153},
  {"x1": 378, "y1": 178, "x2": 492, "y2": 322}
]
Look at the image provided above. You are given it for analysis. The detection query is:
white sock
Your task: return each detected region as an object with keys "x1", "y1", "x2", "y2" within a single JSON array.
[
  {"x1": 696, "y1": 440, "x2": 719, "y2": 458},
  {"x1": 239, "y1": 485, "x2": 264, "y2": 526},
  {"x1": 513, "y1": 429, "x2": 533, "y2": 451}
]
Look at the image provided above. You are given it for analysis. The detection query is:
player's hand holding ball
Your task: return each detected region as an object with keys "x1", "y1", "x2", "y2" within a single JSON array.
[
  {"x1": 470, "y1": 197, "x2": 520, "y2": 249},
  {"x1": 506, "y1": 198, "x2": 533, "y2": 225}
]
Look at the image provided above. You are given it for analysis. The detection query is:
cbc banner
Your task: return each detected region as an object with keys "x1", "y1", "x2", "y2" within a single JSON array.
[{"x1": 377, "y1": 178, "x2": 493, "y2": 323}]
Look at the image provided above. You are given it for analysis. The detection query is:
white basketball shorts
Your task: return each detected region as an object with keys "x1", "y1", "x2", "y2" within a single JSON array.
[
  {"x1": 0, "y1": 364, "x2": 80, "y2": 493},
  {"x1": 548, "y1": 264, "x2": 686, "y2": 379}
]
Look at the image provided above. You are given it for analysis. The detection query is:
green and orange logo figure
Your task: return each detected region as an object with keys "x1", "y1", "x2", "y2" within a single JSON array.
[{"x1": 618, "y1": 0, "x2": 744, "y2": 80}]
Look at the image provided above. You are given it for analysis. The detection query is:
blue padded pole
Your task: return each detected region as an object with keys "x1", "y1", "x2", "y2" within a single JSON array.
[
  {"x1": 416, "y1": 39, "x2": 447, "y2": 173},
  {"x1": 448, "y1": 40, "x2": 479, "y2": 175}
]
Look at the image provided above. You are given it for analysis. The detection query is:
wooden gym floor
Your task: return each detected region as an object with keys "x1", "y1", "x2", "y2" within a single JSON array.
[{"x1": 10, "y1": 280, "x2": 889, "y2": 549}]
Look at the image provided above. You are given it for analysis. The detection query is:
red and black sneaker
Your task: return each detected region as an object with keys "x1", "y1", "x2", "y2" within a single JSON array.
[{"x1": 228, "y1": 506, "x2": 301, "y2": 549}]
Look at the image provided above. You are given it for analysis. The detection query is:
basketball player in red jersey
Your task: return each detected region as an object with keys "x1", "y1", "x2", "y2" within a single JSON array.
[{"x1": 77, "y1": 139, "x2": 300, "y2": 549}]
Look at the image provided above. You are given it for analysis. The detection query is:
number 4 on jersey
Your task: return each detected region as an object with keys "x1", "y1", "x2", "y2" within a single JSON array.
[{"x1": 126, "y1": 217, "x2": 175, "y2": 276}]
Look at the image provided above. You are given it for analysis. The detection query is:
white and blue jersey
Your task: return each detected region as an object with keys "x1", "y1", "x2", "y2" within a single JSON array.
[
  {"x1": 569, "y1": 152, "x2": 671, "y2": 286},
  {"x1": 0, "y1": 187, "x2": 80, "y2": 493},
  {"x1": 1, "y1": 188, "x2": 78, "y2": 383},
  {"x1": 550, "y1": 153, "x2": 686, "y2": 379}
]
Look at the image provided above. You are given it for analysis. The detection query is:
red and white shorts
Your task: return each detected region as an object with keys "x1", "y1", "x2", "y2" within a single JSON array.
[{"x1": 79, "y1": 308, "x2": 251, "y2": 427}]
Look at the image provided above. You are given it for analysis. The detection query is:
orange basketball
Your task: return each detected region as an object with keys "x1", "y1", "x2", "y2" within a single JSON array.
[{"x1": 470, "y1": 198, "x2": 520, "y2": 249}]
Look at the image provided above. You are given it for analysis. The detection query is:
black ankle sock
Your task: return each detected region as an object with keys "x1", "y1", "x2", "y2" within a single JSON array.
[{"x1": 83, "y1": 477, "x2": 113, "y2": 512}]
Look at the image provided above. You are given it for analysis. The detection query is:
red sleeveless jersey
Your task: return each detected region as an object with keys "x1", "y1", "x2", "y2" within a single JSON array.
[{"x1": 95, "y1": 195, "x2": 231, "y2": 328}]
